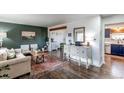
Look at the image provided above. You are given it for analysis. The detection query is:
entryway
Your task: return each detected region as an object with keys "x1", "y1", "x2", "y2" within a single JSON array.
[{"x1": 104, "y1": 22, "x2": 124, "y2": 78}]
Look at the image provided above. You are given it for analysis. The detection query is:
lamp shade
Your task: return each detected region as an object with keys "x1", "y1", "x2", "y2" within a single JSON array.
[{"x1": 0, "y1": 32, "x2": 7, "y2": 38}]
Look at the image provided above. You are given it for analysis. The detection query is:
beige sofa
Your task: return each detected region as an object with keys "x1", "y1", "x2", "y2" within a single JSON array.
[{"x1": 0, "y1": 56, "x2": 31, "y2": 79}]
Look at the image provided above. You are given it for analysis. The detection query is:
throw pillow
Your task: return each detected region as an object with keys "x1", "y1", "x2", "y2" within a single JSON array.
[
  {"x1": 7, "y1": 49, "x2": 16, "y2": 59},
  {"x1": 0, "y1": 49, "x2": 7, "y2": 61},
  {"x1": 15, "y1": 48, "x2": 22, "y2": 54}
]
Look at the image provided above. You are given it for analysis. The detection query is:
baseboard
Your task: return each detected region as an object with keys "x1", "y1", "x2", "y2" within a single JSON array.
[
  {"x1": 91, "y1": 61, "x2": 104, "y2": 68},
  {"x1": 98, "y1": 62, "x2": 104, "y2": 67}
]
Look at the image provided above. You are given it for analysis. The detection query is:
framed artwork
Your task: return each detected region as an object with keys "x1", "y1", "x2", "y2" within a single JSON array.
[
  {"x1": 21, "y1": 31, "x2": 36, "y2": 41},
  {"x1": 73, "y1": 27, "x2": 85, "y2": 43}
]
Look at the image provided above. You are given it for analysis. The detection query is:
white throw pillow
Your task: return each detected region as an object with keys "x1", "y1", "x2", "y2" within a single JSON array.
[
  {"x1": 0, "y1": 49, "x2": 7, "y2": 61},
  {"x1": 7, "y1": 48, "x2": 16, "y2": 59}
]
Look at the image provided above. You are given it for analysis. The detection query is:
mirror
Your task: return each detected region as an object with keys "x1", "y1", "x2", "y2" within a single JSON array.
[{"x1": 73, "y1": 27, "x2": 85, "y2": 43}]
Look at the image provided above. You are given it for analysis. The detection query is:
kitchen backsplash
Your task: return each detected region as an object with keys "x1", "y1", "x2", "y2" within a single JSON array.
[{"x1": 105, "y1": 34, "x2": 124, "y2": 44}]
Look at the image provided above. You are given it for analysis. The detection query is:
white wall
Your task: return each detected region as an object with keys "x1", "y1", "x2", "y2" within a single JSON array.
[
  {"x1": 102, "y1": 14, "x2": 124, "y2": 63},
  {"x1": 66, "y1": 16, "x2": 102, "y2": 67},
  {"x1": 48, "y1": 15, "x2": 103, "y2": 67}
]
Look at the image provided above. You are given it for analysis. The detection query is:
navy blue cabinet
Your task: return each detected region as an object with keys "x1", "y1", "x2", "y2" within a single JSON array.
[
  {"x1": 111, "y1": 44, "x2": 124, "y2": 56},
  {"x1": 120, "y1": 45, "x2": 124, "y2": 56},
  {"x1": 111, "y1": 44, "x2": 120, "y2": 55},
  {"x1": 105, "y1": 29, "x2": 111, "y2": 38}
]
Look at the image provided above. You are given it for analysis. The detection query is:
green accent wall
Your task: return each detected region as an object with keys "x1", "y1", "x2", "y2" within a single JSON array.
[{"x1": 0, "y1": 22, "x2": 47, "y2": 49}]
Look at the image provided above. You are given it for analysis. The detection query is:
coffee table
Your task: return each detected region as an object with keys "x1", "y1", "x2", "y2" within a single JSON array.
[{"x1": 31, "y1": 51, "x2": 48, "y2": 63}]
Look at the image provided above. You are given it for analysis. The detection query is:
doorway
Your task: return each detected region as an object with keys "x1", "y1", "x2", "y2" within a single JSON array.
[
  {"x1": 104, "y1": 22, "x2": 124, "y2": 77},
  {"x1": 48, "y1": 26, "x2": 67, "y2": 58},
  {"x1": 104, "y1": 23, "x2": 124, "y2": 56}
]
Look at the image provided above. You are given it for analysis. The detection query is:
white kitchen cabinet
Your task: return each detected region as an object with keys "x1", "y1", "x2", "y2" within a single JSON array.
[
  {"x1": 105, "y1": 44, "x2": 111, "y2": 54},
  {"x1": 49, "y1": 29, "x2": 66, "y2": 51},
  {"x1": 51, "y1": 41, "x2": 59, "y2": 50}
]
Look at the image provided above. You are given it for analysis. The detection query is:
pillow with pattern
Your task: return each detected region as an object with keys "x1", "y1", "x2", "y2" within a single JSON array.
[{"x1": 7, "y1": 49, "x2": 16, "y2": 59}]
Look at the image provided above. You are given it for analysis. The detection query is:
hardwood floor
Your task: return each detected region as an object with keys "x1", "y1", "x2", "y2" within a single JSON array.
[
  {"x1": 18, "y1": 51, "x2": 124, "y2": 79},
  {"x1": 104, "y1": 54, "x2": 124, "y2": 78}
]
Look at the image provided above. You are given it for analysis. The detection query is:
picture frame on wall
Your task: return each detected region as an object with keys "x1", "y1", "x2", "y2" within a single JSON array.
[{"x1": 21, "y1": 31, "x2": 36, "y2": 41}]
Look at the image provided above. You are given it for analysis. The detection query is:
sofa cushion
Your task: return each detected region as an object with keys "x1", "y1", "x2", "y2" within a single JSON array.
[
  {"x1": 0, "y1": 56, "x2": 31, "y2": 67},
  {"x1": 7, "y1": 49, "x2": 16, "y2": 59},
  {"x1": 16, "y1": 53, "x2": 25, "y2": 58}
]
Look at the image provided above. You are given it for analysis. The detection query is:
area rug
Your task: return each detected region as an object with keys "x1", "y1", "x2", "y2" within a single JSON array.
[{"x1": 31, "y1": 55, "x2": 63, "y2": 76}]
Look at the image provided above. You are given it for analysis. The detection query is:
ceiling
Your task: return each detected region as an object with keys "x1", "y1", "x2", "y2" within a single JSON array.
[{"x1": 0, "y1": 14, "x2": 112, "y2": 27}]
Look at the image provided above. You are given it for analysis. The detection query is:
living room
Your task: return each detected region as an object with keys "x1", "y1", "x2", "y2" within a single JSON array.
[
  {"x1": 0, "y1": 14, "x2": 101, "y2": 79},
  {"x1": 1, "y1": 0, "x2": 124, "y2": 93},
  {"x1": 1, "y1": 14, "x2": 124, "y2": 79}
]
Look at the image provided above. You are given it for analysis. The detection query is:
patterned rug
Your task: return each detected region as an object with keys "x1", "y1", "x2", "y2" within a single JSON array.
[
  {"x1": 32, "y1": 56, "x2": 62, "y2": 74},
  {"x1": 17, "y1": 55, "x2": 63, "y2": 79}
]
